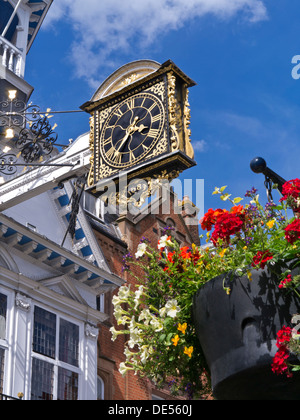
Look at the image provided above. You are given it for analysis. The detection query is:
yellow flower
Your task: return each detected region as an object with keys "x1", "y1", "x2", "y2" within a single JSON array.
[
  {"x1": 247, "y1": 270, "x2": 253, "y2": 282},
  {"x1": 219, "y1": 248, "x2": 227, "y2": 258},
  {"x1": 224, "y1": 287, "x2": 231, "y2": 295},
  {"x1": 177, "y1": 323, "x2": 187, "y2": 335},
  {"x1": 184, "y1": 346, "x2": 193, "y2": 358},
  {"x1": 266, "y1": 219, "x2": 276, "y2": 229},
  {"x1": 172, "y1": 334, "x2": 180, "y2": 346},
  {"x1": 243, "y1": 246, "x2": 248, "y2": 251}
]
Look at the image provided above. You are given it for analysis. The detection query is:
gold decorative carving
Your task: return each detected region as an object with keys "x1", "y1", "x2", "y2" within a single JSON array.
[
  {"x1": 118, "y1": 73, "x2": 143, "y2": 89},
  {"x1": 167, "y1": 73, "x2": 180, "y2": 152},
  {"x1": 101, "y1": 168, "x2": 181, "y2": 209},
  {"x1": 147, "y1": 133, "x2": 168, "y2": 159},
  {"x1": 148, "y1": 81, "x2": 165, "y2": 100},
  {"x1": 183, "y1": 85, "x2": 194, "y2": 160},
  {"x1": 88, "y1": 114, "x2": 95, "y2": 187}
]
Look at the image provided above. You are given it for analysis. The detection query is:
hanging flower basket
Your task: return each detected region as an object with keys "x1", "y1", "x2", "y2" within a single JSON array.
[
  {"x1": 111, "y1": 180, "x2": 300, "y2": 400},
  {"x1": 193, "y1": 264, "x2": 300, "y2": 400}
]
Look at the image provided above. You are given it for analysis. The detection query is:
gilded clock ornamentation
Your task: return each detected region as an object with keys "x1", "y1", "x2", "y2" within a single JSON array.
[{"x1": 99, "y1": 92, "x2": 165, "y2": 169}]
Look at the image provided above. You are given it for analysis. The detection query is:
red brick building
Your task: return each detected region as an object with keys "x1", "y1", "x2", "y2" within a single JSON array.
[{"x1": 90, "y1": 187, "x2": 200, "y2": 400}]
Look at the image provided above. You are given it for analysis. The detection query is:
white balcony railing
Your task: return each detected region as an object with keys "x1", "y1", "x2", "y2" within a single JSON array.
[{"x1": 0, "y1": 35, "x2": 24, "y2": 78}]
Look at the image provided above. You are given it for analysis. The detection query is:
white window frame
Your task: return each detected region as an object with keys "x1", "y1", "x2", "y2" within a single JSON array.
[
  {"x1": 0, "y1": 286, "x2": 14, "y2": 397},
  {"x1": 30, "y1": 304, "x2": 84, "y2": 401},
  {"x1": 83, "y1": 192, "x2": 105, "y2": 221}
]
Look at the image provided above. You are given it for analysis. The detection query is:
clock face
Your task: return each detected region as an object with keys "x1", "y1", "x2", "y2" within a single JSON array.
[{"x1": 100, "y1": 92, "x2": 165, "y2": 169}]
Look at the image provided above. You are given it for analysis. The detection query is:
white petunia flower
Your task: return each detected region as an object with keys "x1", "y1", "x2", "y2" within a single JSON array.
[
  {"x1": 128, "y1": 328, "x2": 142, "y2": 348},
  {"x1": 134, "y1": 285, "x2": 144, "y2": 309},
  {"x1": 110, "y1": 326, "x2": 122, "y2": 341},
  {"x1": 157, "y1": 235, "x2": 173, "y2": 250},
  {"x1": 138, "y1": 308, "x2": 152, "y2": 325},
  {"x1": 165, "y1": 299, "x2": 181, "y2": 318},
  {"x1": 150, "y1": 317, "x2": 163, "y2": 332},
  {"x1": 135, "y1": 242, "x2": 148, "y2": 259},
  {"x1": 159, "y1": 306, "x2": 167, "y2": 318},
  {"x1": 140, "y1": 345, "x2": 154, "y2": 364},
  {"x1": 119, "y1": 362, "x2": 134, "y2": 376},
  {"x1": 118, "y1": 285, "x2": 131, "y2": 300}
]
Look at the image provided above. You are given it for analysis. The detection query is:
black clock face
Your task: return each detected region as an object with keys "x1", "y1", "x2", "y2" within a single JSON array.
[{"x1": 100, "y1": 92, "x2": 165, "y2": 169}]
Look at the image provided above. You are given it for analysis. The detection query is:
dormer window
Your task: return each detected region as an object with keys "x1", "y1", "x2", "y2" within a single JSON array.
[{"x1": 83, "y1": 192, "x2": 104, "y2": 220}]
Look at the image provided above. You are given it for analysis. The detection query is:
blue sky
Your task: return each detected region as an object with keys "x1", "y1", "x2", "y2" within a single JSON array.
[{"x1": 25, "y1": 0, "x2": 300, "y2": 220}]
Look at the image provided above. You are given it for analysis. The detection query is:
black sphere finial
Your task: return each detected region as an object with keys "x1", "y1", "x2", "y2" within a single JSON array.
[{"x1": 250, "y1": 157, "x2": 267, "y2": 174}]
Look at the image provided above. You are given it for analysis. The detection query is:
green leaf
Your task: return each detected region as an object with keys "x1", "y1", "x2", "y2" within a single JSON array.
[
  {"x1": 220, "y1": 193, "x2": 231, "y2": 201},
  {"x1": 233, "y1": 197, "x2": 243, "y2": 204}
]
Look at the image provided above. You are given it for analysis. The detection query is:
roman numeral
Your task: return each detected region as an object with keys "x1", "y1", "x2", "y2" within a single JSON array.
[
  {"x1": 102, "y1": 136, "x2": 112, "y2": 146},
  {"x1": 127, "y1": 98, "x2": 135, "y2": 110},
  {"x1": 106, "y1": 147, "x2": 115, "y2": 160},
  {"x1": 129, "y1": 151, "x2": 135, "y2": 162},
  {"x1": 151, "y1": 114, "x2": 161, "y2": 123},
  {"x1": 148, "y1": 102, "x2": 157, "y2": 113},
  {"x1": 115, "y1": 108, "x2": 124, "y2": 118},
  {"x1": 147, "y1": 128, "x2": 159, "y2": 138}
]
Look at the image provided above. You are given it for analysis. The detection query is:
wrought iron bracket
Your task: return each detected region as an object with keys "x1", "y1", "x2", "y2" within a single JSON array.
[{"x1": 250, "y1": 157, "x2": 287, "y2": 197}]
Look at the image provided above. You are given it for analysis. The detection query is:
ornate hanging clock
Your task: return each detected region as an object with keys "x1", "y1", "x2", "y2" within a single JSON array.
[
  {"x1": 99, "y1": 90, "x2": 165, "y2": 170},
  {"x1": 81, "y1": 60, "x2": 196, "y2": 204}
]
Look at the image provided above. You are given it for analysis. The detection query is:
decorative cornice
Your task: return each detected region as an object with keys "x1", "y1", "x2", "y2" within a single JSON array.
[
  {"x1": 85, "y1": 323, "x2": 99, "y2": 340},
  {"x1": 15, "y1": 292, "x2": 31, "y2": 312}
]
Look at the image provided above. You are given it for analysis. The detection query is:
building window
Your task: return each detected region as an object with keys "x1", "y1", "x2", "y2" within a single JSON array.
[
  {"x1": 0, "y1": 294, "x2": 7, "y2": 341},
  {"x1": 31, "y1": 358, "x2": 54, "y2": 401},
  {"x1": 0, "y1": 291, "x2": 9, "y2": 396},
  {"x1": 0, "y1": 348, "x2": 5, "y2": 394},
  {"x1": 97, "y1": 376, "x2": 104, "y2": 400},
  {"x1": 83, "y1": 192, "x2": 104, "y2": 220},
  {"x1": 33, "y1": 307, "x2": 56, "y2": 359},
  {"x1": 31, "y1": 306, "x2": 80, "y2": 401},
  {"x1": 96, "y1": 294, "x2": 105, "y2": 313},
  {"x1": 57, "y1": 368, "x2": 78, "y2": 401},
  {"x1": 59, "y1": 319, "x2": 79, "y2": 367}
]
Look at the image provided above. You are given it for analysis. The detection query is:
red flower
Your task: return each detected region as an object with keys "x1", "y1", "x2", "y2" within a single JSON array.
[
  {"x1": 281, "y1": 178, "x2": 300, "y2": 201},
  {"x1": 211, "y1": 213, "x2": 244, "y2": 245},
  {"x1": 272, "y1": 326, "x2": 293, "y2": 377},
  {"x1": 276, "y1": 326, "x2": 292, "y2": 346},
  {"x1": 280, "y1": 179, "x2": 300, "y2": 212},
  {"x1": 278, "y1": 274, "x2": 293, "y2": 289},
  {"x1": 163, "y1": 251, "x2": 175, "y2": 271},
  {"x1": 200, "y1": 208, "x2": 228, "y2": 231},
  {"x1": 284, "y1": 219, "x2": 300, "y2": 244},
  {"x1": 251, "y1": 250, "x2": 273, "y2": 269},
  {"x1": 179, "y1": 246, "x2": 192, "y2": 260},
  {"x1": 271, "y1": 345, "x2": 292, "y2": 377}
]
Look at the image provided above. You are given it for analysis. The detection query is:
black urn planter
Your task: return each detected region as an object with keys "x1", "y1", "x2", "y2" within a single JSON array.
[{"x1": 193, "y1": 265, "x2": 300, "y2": 400}]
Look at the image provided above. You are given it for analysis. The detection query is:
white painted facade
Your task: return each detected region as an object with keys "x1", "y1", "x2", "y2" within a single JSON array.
[
  {"x1": 0, "y1": 133, "x2": 124, "y2": 400},
  {"x1": 0, "y1": 0, "x2": 124, "y2": 400}
]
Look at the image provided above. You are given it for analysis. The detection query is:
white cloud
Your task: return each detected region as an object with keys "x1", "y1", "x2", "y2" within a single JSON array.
[
  {"x1": 193, "y1": 139, "x2": 207, "y2": 152},
  {"x1": 44, "y1": 0, "x2": 268, "y2": 87}
]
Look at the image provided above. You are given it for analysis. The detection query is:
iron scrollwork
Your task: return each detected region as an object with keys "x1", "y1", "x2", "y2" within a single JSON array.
[
  {"x1": 17, "y1": 116, "x2": 58, "y2": 163},
  {"x1": 0, "y1": 154, "x2": 17, "y2": 175}
]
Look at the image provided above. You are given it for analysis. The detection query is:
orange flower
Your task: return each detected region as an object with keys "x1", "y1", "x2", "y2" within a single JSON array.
[
  {"x1": 184, "y1": 346, "x2": 194, "y2": 358},
  {"x1": 172, "y1": 335, "x2": 180, "y2": 346},
  {"x1": 229, "y1": 205, "x2": 244, "y2": 215},
  {"x1": 179, "y1": 246, "x2": 192, "y2": 259},
  {"x1": 177, "y1": 323, "x2": 187, "y2": 334}
]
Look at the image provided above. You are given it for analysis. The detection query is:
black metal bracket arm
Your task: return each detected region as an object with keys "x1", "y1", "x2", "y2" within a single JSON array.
[{"x1": 250, "y1": 157, "x2": 287, "y2": 194}]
